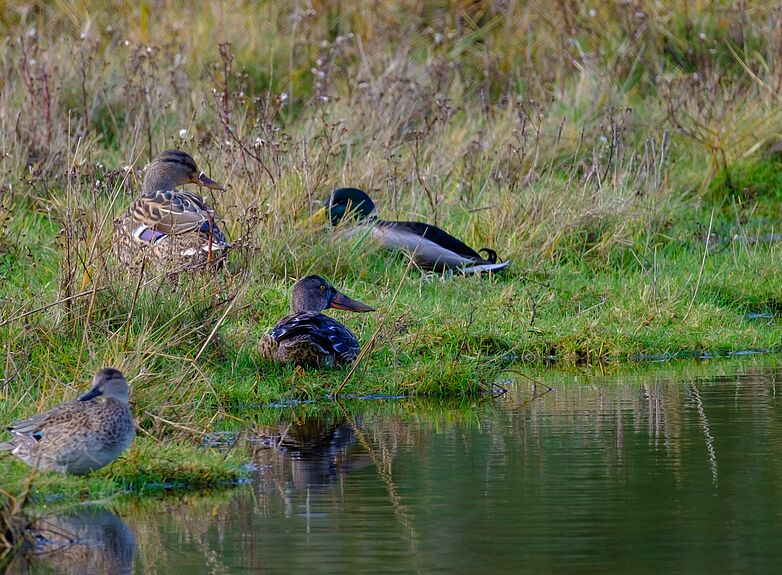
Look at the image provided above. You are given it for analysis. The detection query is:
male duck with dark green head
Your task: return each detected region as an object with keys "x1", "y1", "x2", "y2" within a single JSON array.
[
  {"x1": 327, "y1": 187, "x2": 509, "y2": 274},
  {"x1": 113, "y1": 150, "x2": 230, "y2": 267}
]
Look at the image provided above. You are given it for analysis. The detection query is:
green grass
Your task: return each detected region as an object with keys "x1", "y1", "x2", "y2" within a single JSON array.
[
  {"x1": 3, "y1": 219, "x2": 779, "y2": 405},
  {"x1": 0, "y1": 438, "x2": 242, "y2": 507},
  {"x1": 1, "y1": 0, "x2": 782, "y2": 501}
]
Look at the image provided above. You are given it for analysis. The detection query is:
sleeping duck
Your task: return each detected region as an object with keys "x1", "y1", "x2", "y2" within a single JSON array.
[{"x1": 327, "y1": 187, "x2": 509, "y2": 274}]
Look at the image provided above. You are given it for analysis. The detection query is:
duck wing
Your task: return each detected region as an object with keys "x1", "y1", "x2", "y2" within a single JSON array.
[
  {"x1": 271, "y1": 312, "x2": 360, "y2": 363},
  {"x1": 380, "y1": 220, "x2": 486, "y2": 261},
  {"x1": 131, "y1": 190, "x2": 227, "y2": 242},
  {"x1": 7, "y1": 401, "x2": 90, "y2": 437},
  {"x1": 376, "y1": 220, "x2": 508, "y2": 272}
]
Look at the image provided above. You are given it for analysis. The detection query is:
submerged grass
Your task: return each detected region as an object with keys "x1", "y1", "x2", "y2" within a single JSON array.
[{"x1": 1, "y1": 1, "x2": 782, "y2": 498}]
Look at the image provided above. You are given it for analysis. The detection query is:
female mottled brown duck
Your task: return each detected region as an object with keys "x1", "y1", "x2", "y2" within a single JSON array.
[
  {"x1": 0, "y1": 368, "x2": 135, "y2": 475},
  {"x1": 113, "y1": 150, "x2": 230, "y2": 268},
  {"x1": 327, "y1": 187, "x2": 509, "y2": 274},
  {"x1": 259, "y1": 275, "x2": 375, "y2": 368}
]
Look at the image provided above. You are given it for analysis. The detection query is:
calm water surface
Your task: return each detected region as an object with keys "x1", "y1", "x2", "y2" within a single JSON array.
[{"x1": 12, "y1": 359, "x2": 782, "y2": 574}]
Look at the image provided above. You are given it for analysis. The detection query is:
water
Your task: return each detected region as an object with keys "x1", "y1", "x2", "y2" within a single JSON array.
[{"x1": 10, "y1": 360, "x2": 782, "y2": 574}]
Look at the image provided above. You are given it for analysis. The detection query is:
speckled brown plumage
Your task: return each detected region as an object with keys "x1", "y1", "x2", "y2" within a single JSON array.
[
  {"x1": 259, "y1": 276, "x2": 374, "y2": 369},
  {"x1": 113, "y1": 150, "x2": 230, "y2": 269},
  {"x1": 0, "y1": 368, "x2": 135, "y2": 475}
]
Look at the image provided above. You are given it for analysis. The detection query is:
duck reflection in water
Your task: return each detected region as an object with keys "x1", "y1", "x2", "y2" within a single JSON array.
[
  {"x1": 251, "y1": 414, "x2": 374, "y2": 490},
  {"x1": 7, "y1": 506, "x2": 135, "y2": 575}
]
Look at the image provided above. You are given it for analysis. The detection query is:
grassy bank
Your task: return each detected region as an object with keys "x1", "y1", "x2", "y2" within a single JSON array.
[
  {"x1": 1, "y1": 1, "x2": 781, "y2": 493},
  {"x1": 0, "y1": 438, "x2": 242, "y2": 504}
]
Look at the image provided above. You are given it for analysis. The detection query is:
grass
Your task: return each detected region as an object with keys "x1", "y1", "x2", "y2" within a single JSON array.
[
  {"x1": 0, "y1": 438, "x2": 242, "y2": 505},
  {"x1": 1, "y1": 1, "x2": 782, "y2": 501}
]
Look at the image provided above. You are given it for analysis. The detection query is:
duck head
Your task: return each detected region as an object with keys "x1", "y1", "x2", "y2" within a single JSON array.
[
  {"x1": 327, "y1": 188, "x2": 377, "y2": 226},
  {"x1": 143, "y1": 150, "x2": 224, "y2": 193},
  {"x1": 290, "y1": 275, "x2": 375, "y2": 315},
  {"x1": 78, "y1": 368, "x2": 130, "y2": 403}
]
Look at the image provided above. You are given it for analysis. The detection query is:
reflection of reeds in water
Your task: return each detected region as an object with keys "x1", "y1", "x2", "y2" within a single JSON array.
[
  {"x1": 508, "y1": 367, "x2": 780, "y2": 485},
  {"x1": 120, "y1": 365, "x2": 781, "y2": 571},
  {"x1": 338, "y1": 403, "x2": 424, "y2": 571},
  {"x1": 249, "y1": 415, "x2": 372, "y2": 507},
  {"x1": 250, "y1": 409, "x2": 426, "y2": 571},
  {"x1": 5, "y1": 506, "x2": 135, "y2": 575},
  {"x1": 508, "y1": 376, "x2": 687, "y2": 477},
  {"x1": 0, "y1": 491, "x2": 29, "y2": 568},
  {"x1": 122, "y1": 491, "x2": 235, "y2": 575},
  {"x1": 690, "y1": 383, "x2": 718, "y2": 485}
]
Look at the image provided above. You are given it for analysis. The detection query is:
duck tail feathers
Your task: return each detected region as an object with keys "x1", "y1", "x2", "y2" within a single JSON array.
[{"x1": 478, "y1": 248, "x2": 499, "y2": 264}]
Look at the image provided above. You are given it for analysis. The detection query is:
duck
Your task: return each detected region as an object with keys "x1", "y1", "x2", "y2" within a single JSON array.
[
  {"x1": 113, "y1": 149, "x2": 230, "y2": 268},
  {"x1": 0, "y1": 368, "x2": 135, "y2": 475},
  {"x1": 259, "y1": 275, "x2": 375, "y2": 368},
  {"x1": 327, "y1": 187, "x2": 509, "y2": 274}
]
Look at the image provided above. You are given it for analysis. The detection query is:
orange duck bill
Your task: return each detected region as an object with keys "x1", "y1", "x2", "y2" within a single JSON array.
[{"x1": 330, "y1": 291, "x2": 375, "y2": 313}]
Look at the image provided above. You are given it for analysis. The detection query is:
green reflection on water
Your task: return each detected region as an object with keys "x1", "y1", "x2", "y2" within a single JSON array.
[{"x1": 20, "y1": 357, "x2": 782, "y2": 574}]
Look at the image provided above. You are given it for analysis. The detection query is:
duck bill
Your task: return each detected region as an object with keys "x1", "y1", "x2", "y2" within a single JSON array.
[
  {"x1": 330, "y1": 291, "x2": 375, "y2": 313},
  {"x1": 306, "y1": 205, "x2": 329, "y2": 226},
  {"x1": 198, "y1": 172, "x2": 224, "y2": 191},
  {"x1": 78, "y1": 387, "x2": 103, "y2": 401}
]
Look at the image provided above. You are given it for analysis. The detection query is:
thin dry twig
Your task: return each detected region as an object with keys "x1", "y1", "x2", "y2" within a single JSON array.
[
  {"x1": 684, "y1": 208, "x2": 715, "y2": 321},
  {"x1": 333, "y1": 258, "x2": 414, "y2": 397}
]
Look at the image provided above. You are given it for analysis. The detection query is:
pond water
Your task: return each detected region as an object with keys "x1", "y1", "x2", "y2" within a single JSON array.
[{"x1": 10, "y1": 358, "x2": 782, "y2": 574}]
